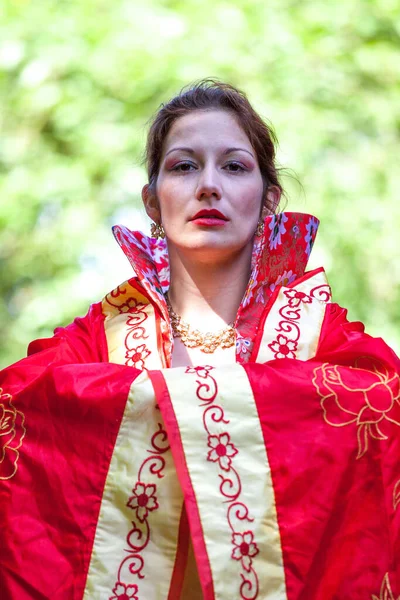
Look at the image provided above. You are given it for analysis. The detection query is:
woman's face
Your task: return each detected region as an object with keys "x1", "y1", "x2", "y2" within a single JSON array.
[{"x1": 143, "y1": 109, "x2": 269, "y2": 263}]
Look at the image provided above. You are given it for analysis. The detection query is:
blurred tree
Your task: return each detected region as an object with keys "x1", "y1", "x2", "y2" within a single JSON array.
[{"x1": 1, "y1": 0, "x2": 399, "y2": 367}]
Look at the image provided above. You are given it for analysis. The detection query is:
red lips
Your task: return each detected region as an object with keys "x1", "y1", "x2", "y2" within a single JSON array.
[{"x1": 191, "y1": 209, "x2": 228, "y2": 221}]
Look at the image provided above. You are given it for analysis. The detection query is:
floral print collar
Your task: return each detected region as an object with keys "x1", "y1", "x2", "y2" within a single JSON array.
[{"x1": 112, "y1": 211, "x2": 319, "y2": 320}]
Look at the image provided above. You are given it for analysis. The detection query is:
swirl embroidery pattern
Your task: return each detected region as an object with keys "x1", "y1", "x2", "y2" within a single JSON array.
[
  {"x1": 0, "y1": 388, "x2": 26, "y2": 480},
  {"x1": 268, "y1": 289, "x2": 312, "y2": 359},
  {"x1": 313, "y1": 357, "x2": 400, "y2": 459},
  {"x1": 185, "y1": 366, "x2": 260, "y2": 600},
  {"x1": 268, "y1": 282, "x2": 332, "y2": 359},
  {"x1": 109, "y1": 423, "x2": 169, "y2": 599},
  {"x1": 105, "y1": 288, "x2": 152, "y2": 369}
]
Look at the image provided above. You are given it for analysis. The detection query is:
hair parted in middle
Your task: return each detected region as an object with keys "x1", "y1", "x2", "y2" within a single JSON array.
[{"x1": 144, "y1": 78, "x2": 283, "y2": 214}]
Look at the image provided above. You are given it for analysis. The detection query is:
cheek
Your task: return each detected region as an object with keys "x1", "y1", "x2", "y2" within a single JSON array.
[
  {"x1": 237, "y1": 186, "x2": 263, "y2": 219},
  {"x1": 156, "y1": 180, "x2": 183, "y2": 219}
]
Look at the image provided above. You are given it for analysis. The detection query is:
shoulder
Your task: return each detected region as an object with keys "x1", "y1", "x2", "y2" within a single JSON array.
[{"x1": 27, "y1": 301, "x2": 108, "y2": 363}]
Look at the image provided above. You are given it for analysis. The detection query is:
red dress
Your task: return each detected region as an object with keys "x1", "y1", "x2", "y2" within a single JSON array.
[{"x1": 0, "y1": 212, "x2": 399, "y2": 599}]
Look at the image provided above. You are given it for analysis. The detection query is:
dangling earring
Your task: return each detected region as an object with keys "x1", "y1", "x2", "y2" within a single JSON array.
[
  {"x1": 255, "y1": 219, "x2": 264, "y2": 237},
  {"x1": 150, "y1": 222, "x2": 165, "y2": 239}
]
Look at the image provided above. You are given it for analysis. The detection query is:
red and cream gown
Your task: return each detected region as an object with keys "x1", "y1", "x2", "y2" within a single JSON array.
[{"x1": 0, "y1": 212, "x2": 399, "y2": 599}]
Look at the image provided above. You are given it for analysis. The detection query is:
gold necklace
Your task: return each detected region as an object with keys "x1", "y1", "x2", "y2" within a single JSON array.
[{"x1": 165, "y1": 295, "x2": 236, "y2": 354}]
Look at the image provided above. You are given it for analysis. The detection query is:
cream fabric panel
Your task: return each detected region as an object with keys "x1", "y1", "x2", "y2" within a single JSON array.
[
  {"x1": 162, "y1": 364, "x2": 288, "y2": 600},
  {"x1": 83, "y1": 372, "x2": 183, "y2": 600},
  {"x1": 255, "y1": 270, "x2": 331, "y2": 364}
]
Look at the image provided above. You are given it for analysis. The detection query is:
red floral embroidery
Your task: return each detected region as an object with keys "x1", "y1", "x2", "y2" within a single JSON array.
[
  {"x1": 186, "y1": 366, "x2": 260, "y2": 599},
  {"x1": 283, "y1": 289, "x2": 312, "y2": 308},
  {"x1": 0, "y1": 388, "x2": 26, "y2": 480},
  {"x1": 267, "y1": 280, "x2": 329, "y2": 361},
  {"x1": 207, "y1": 433, "x2": 238, "y2": 471},
  {"x1": 110, "y1": 583, "x2": 138, "y2": 600},
  {"x1": 186, "y1": 365, "x2": 214, "y2": 378},
  {"x1": 268, "y1": 334, "x2": 297, "y2": 359},
  {"x1": 231, "y1": 531, "x2": 259, "y2": 572},
  {"x1": 110, "y1": 423, "x2": 169, "y2": 597},
  {"x1": 105, "y1": 290, "x2": 152, "y2": 370},
  {"x1": 127, "y1": 482, "x2": 159, "y2": 522},
  {"x1": 125, "y1": 344, "x2": 151, "y2": 369},
  {"x1": 119, "y1": 298, "x2": 140, "y2": 313}
]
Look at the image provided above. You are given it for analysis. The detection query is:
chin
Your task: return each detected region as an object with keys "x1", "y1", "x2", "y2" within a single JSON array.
[{"x1": 177, "y1": 237, "x2": 252, "y2": 260}]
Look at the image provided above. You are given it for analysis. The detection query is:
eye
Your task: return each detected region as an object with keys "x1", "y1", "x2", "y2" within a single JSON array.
[
  {"x1": 224, "y1": 161, "x2": 246, "y2": 173},
  {"x1": 171, "y1": 161, "x2": 197, "y2": 172}
]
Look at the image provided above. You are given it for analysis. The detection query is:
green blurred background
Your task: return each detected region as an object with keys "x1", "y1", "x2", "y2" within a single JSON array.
[{"x1": 1, "y1": 0, "x2": 399, "y2": 368}]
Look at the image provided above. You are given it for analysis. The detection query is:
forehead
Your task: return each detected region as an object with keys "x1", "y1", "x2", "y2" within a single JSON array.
[{"x1": 163, "y1": 109, "x2": 252, "y2": 152}]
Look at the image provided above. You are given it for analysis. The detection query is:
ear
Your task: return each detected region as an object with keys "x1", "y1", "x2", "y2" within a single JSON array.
[
  {"x1": 264, "y1": 185, "x2": 281, "y2": 214},
  {"x1": 142, "y1": 184, "x2": 161, "y2": 222}
]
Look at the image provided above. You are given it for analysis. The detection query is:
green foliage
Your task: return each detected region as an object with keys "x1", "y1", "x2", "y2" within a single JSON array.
[{"x1": 1, "y1": 0, "x2": 399, "y2": 366}]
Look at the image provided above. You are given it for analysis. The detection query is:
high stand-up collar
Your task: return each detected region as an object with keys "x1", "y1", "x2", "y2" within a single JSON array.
[{"x1": 112, "y1": 212, "x2": 319, "y2": 319}]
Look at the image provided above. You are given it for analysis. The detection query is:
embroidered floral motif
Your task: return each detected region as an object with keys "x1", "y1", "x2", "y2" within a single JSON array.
[
  {"x1": 0, "y1": 388, "x2": 26, "y2": 481},
  {"x1": 119, "y1": 298, "x2": 140, "y2": 313},
  {"x1": 186, "y1": 366, "x2": 260, "y2": 599},
  {"x1": 127, "y1": 482, "x2": 159, "y2": 522},
  {"x1": 313, "y1": 358, "x2": 400, "y2": 458},
  {"x1": 268, "y1": 334, "x2": 297, "y2": 359},
  {"x1": 207, "y1": 433, "x2": 238, "y2": 471},
  {"x1": 231, "y1": 531, "x2": 259, "y2": 572},
  {"x1": 110, "y1": 423, "x2": 169, "y2": 597},
  {"x1": 125, "y1": 344, "x2": 151, "y2": 369},
  {"x1": 266, "y1": 278, "x2": 327, "y2": 362},
  {"x1": 268, "y1": 213, "x2": 288, "y2": 250},
  {"x1": 283, "y1": 289, "x2": 312, "y2": 308},
  {"x1": 372, "y1": 573, "x2": 399, "y2": 600},
  {"x1": 105, "y1": 290, "x2": 152, "y2": 370},
  {"x1": 110, "y1": 583, "x2": 139, "y2": 600},
  {"x1": 186, "y1": 365, "x2": 214, "y2": 378}
]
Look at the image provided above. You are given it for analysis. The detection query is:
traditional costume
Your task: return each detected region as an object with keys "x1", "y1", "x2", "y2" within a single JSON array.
[{"x1": 0, "y1": 213, "x2": 399, "y2": 599}]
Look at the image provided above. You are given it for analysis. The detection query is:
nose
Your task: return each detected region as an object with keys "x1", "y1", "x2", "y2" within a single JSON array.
[{"x1": 195, "y1": 164, "x2": 222, "y2": 201}]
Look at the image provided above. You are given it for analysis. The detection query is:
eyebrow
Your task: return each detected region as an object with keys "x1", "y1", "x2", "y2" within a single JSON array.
[{"x1": 165, "y1": 146, "x2": 255, "y2": 158}]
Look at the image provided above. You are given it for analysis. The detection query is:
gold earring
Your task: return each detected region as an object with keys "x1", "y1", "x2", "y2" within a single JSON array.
[
  {"x1": 255, "y1": 219, "x2": 264, "y2": 237},
  {"x1": 150, "y1": 222, "x2": 165, "y2": 239}
]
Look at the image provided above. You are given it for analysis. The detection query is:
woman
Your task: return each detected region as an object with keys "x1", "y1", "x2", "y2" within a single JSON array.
[{"x1": 0, "y1": 80, "x2": 399, "y2": 600}]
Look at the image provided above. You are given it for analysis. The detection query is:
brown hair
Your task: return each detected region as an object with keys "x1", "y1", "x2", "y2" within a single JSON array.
[{"x1": 145, "y1": 78, "x2": 283, "y2": 212}]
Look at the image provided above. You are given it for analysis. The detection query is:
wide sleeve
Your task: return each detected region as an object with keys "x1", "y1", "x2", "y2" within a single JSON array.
[
  {"x1": 28, "y1": 301, "x2": 108, "y2": 362},
  {"x1": 0, "y1": 302, "x2": 108, "y2": 393},
  {"x1": 314, "y1": 301, "x2": 400, "y2": 368},
  {"x1": 0, "y1": 303, "x2": 142, "y2": 599}
]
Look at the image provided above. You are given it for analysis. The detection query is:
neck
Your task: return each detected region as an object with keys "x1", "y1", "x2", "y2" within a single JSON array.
[{"x1": 167, "y1": 244, "x2": 253, "y2": 330}]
